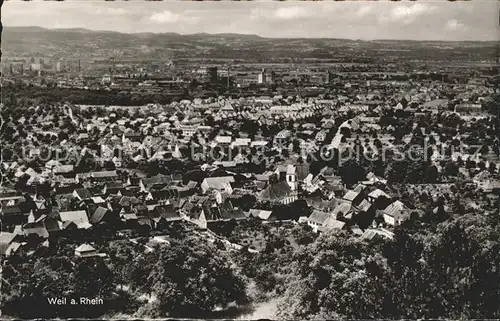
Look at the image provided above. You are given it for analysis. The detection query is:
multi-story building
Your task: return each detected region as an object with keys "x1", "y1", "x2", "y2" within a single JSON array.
[
  {"x1": 268, "y1": 70, "x2": 276, "y2": 83},
  {"x1": 207, "y1": 66, "x2": 218, "y2": 83},
  {"x1": 325, "y1": 71, "x2": 333, "y2": 84},
  {"x1": 258, "y1": 68, "x2": 266, "y2": 84},
  {"x1": 180, "y1": 125, "x2": 197, "y2": 137}
]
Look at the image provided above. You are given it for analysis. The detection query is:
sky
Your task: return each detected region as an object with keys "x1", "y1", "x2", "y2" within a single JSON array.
[{"x1": 2, "y1": 0, "x2": 499, "y2": 41}]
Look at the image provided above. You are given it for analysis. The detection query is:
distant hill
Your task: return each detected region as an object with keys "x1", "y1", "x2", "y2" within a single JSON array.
[{"x1": 2, "y1": 26, "x2": 498, "y2": 62}]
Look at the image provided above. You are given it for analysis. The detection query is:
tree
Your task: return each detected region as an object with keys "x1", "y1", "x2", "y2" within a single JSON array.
[
  {"x1": 103, "y1": 160, "x2": 116, "y2": 171},
  {"x1": 444, "y1": 161, "x2": 459, "y2": 176},
  {"x1": 288, "y1": 200, "x2": 311, "y2": 221},
  {"x1": 290, "y1": 224, "x2": 315, "y2": 245},
  {"x1": 292, "y1": 139, "x2": 301, "y2": 154},
  {"x1": 145, "y1": 237, "x2": 247, "y2": 317},
  {"x1": 2, "y1": 255, "x2": 115, "y2": 318},
  {"x1": 339, "y1": 159, "x2": 365, "y2": 186},
  {"x1": 232, "y1": 194, "x2": 256, "y2": 212},
  {"x1": 276, "y1": 214, "x2": 500, "y2": 319},
  {"x1": 1, "y1": 257, "x2": 72, "y2": 318},
  {"x1": 70, "y1": 257, "x2": 115, "y2": 300},
  {"x1": 278, "y1": 231, "x2": 391, "y2": 319}
]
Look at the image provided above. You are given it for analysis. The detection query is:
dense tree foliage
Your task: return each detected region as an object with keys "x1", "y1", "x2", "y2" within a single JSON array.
[
  {"x1": 1, "y1": 209, "x2": 499, "y2": 319},
  {"x1": 1, "y1": 235, "x2": 247, "y2": 318},
  {"x1": 276, "y1": 214, "x2": 500, "y2": 319},
  {"x1": 1, "y1": 256, "x2": 115, "y2": 318},
  {"x1": 2, "y1": 85, "x2": 190, "y2": 107},
  {"x1": 144, "y1": 237, "x2": 247, "y2": 317}
]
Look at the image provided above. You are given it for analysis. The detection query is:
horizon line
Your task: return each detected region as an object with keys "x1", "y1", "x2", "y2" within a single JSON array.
[{"x1": 4, "y1": 25, "x2": 498, "y2": 43}]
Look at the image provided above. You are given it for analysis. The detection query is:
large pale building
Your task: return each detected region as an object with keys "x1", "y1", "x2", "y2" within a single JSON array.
[
  {"x1": 258, "y1": 68, "x2": 275, "y2": 84},
  {"x1": 258, "y1": 69, "x2": 266, "y2": 84},
  {"x1": 102, "y1": 73, "x2": 112, "y2": 85}
]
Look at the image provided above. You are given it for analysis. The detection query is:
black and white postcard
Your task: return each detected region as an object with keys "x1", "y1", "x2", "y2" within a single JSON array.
[{"x1": 0, "y1": 0, "x2": 499, "y2": 319}]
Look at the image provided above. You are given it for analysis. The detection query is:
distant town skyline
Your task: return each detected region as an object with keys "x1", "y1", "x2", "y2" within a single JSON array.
[{"x1": 3, "y1": 0, "x2": 499, "y2": 41}]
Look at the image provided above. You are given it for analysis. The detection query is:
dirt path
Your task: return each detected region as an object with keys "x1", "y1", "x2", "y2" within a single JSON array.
[{"x1": 237, "y1": 298, "x2": 280, "y2": 320}]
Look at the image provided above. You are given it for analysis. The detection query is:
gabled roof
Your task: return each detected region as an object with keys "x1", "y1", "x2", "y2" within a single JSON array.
[
  {"x1": 258, "y1": 181, "x2": 293, "y2": 201},
  {"x1": 141, "y1": 174, "x2": 181, "y2": 188},
  {"x1": 186, "y1": 181, "x2": 198, "y2": 189},
  {"x1": 203, "y1": 205, "x2": 221, "y2": 221},
  {"x1": 90, "y1": 170, "x2": 118, "y2": 179},
  {"x1": 0, "y1": 195, "x2": 25, "y2": 204},
  {"x1": 171, "y1": 199, "x2": 183, "y2": 209},
  {"x1": 182, "y1": 201, "x2": 196, "y2": 213},
  {"x1": 148, "y1": 183, "x2": 169, "y2": 192},
  {"x1": 360, "y1": 228, "x2": 394, "y2": 240},
  {"x1": 255, "y1": 173, "x2": 272, "y2": 181},
  {"x1": 91, "y1": 196, "x2": 106, "y2": 204},
  {"x1": 34, "y1": 214, "x2": 47, "y2": 223},
  {"x1": 332, "y1": 202, "x2": 353, "y2": 217},
  {"x1": 343, "y1": 190, "x2": 360, "y2": 202},
  {"x1": 220, "y1": 208, "x2": 246, "y2": 220},
  {"x1": 74, "y1": 188, "x2": 92, "y2": 199},
  {"x1": 233, "y1": 138, "x2": 251, "y2": 146},
  {"x1": 366, "y1": 172, "x2": 387, "y2": 184},
  {"x1": 154, "y1": 205, "x2": 182, "y2": 221},
  {"x1": 124, "y1": 131, "x2": 142, "y2": 138},
  {"x1": 121, "y1": 212, "x2": 138, "y2": 221},
  {"x1": 23, "y1": 225, "x2": 49, "y2": 238},
  {"x1": 308, "y1": 210, "x2": 331, "y2": 225},
  {"x1": 119, "y1": 196, "x2": 142, "y2": 207},
  {"x1": 133, "y1": 204, "x2": 148, "y2": 213},
  {"x1": 320, "y1": 217, "x2": 346, "y2": 231},
  {"x1": 383, "y1": 201, "x2": 410, "y2": 218},
  {"x1": 296, "y1": 164, "x2": 310, "y2": 181},
  {"x1": 286, "y1": 164, "x2": 296, "y2": 175},
  {"x1": 368, "y1": 189, "x2": 390, "y2": 199},
  {"x1": 106, "y1": 182, "x2": 125, "y2": 190},
  {"x1": 355, "y1": 199, "x2": 372, "y2": 212},
  {"x1": 215, "y1": 136, "x2": 232, "y2": 144},
  {"x1": 353, "y1": 184, "x2": 365, "y2": 193},
  {"x1": 137, "y1": 216, "x2": 152, "y2": 227},
  {"x1": 59, "y1": 210, "x2": 89, "y2": 225},
  {"x1": 309, "y1": 197, "x2": 338, "y2": 212},
  {"x1": 202, "y1": 176, "x2": 235, "y2": 190},
  {"x1": 90, "y1": 207, "x2": 109, "y2": 224},
  {"x1": 53, "y1": 164, "x2": 74, "y2": 174},
  {"x1": 1, "y1": 206, "x2": 22, "y2": 215},
  {"x1": 0, "y1": 187, "x2": 19, "y2": 197},
  {"x1": 275, "y1": 129, "x2": 291, "y2": 139},
  {"x1": 350, "y1": 225, "x2": 364, "y2": 236},
  {"x1": 75, "y1": 244, "x2": 96, "y2": 253},
  {"x1": 0, "y1": 232, "x2": 17, "y2": 255},
  {"x1": 473, "y1": 170, "x2": 492, "y2": 182},
  {"x1": 248, "y1": 209, "x2": 273, "y2": 220},
  {"x1": 214, "y1": 161, "x2": 238, "y2": 168}
]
